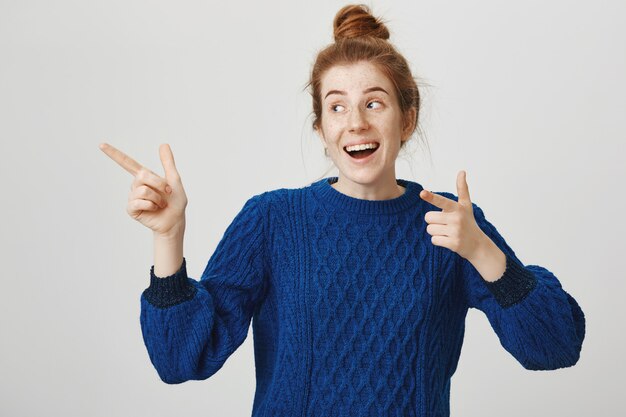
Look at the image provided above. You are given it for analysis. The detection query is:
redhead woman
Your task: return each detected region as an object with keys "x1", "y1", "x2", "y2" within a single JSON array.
[{"x1": 100, "y1": 4, "x2": 585, "y2": 416}]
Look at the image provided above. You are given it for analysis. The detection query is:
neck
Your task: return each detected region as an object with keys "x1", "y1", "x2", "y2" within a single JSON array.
[{"x1": 331, "y1": 175, "x2": 405, "y2": 201}]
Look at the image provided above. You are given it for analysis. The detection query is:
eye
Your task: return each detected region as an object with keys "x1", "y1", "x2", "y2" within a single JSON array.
[
  {"x1": 367, "y1": 100, "x2": 383, "y2": 109},
  {"x1": 331, "y1": 104, "x2": 345, "y2": 112}
]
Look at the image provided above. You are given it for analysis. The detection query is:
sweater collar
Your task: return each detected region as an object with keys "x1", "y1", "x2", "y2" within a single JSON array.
[{"x1": 312, "y1": 176, "x2": 424, "y2": 215}]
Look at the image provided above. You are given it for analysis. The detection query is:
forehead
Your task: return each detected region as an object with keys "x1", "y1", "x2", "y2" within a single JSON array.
[{"x1": 321, "y1": 61, "x2": 395, "y2": 96}]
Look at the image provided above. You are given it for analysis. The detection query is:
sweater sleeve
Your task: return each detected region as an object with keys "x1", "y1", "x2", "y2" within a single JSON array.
[
  {"x1": 139, "y1": 193, "x2": 269, "y2": 384},
  {"x1": 460, "y1": 201, "x2": 586, "y2": 371}
]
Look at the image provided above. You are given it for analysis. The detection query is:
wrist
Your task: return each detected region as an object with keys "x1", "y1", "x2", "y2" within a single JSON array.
[
  {"x1": 467, "y1": 234, "x2": 506, "y2": 283},
  {"x1": 154, "y1": 223, "x2": 186, "y2": 242},
  {"x1": 467, "y1": 232, "x2": 493, "y2": 264}
]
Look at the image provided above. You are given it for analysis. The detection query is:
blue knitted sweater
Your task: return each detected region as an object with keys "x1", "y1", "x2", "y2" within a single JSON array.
[{"x1": 140, "y1": 177, "x2": 586, "y2": 416}]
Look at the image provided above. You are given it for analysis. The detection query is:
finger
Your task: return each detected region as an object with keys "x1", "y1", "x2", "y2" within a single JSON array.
[
  {"x1": 429, "y1": 235, "x2": 452, "y2": 249},
  {"x1": 131, "y1": 184, "x2": 168, "y2": 208},
  {"x1": 419, "y1": 189, "x2": 457, "y2": 212},
  {"x1": 457, "y1": 170, "x2": 472, "y2": 207},
  {"x1": 127, "y1": 199, "x2": 160, "y2": 218},
  {"x1": 159, "y1": 144, "x2": 179, "y2": 181},
  {"x1": 426, "y1": 223, "x2": 449, "y2": 236},
  {"x1": 424, "y1": 210, "x2": 448, "y2": 224},
  {"x1": 99, "y1": 142, "x2": 143, "y2": 176},
  {"x1": 133, "y1": 168, "x2": 171, "y2": 197}
]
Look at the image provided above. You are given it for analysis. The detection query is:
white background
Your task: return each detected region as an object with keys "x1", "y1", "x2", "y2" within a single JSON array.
[{"x1": 1, "y1": 0, "x2": 623, "y2": 415}]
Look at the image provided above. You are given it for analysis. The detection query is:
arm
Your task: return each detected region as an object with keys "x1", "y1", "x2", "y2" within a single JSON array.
[
  {"x1": 461, "y1": 202, "x2": 586, "y2": 371},
  {"x1": 139, "y1": 193, "x2": 269, "y2": 384}
]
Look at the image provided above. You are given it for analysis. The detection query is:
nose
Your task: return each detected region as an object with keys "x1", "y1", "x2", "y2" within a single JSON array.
[{"x1": 348, "y1": 107, "x2": 369, "y2": 133}]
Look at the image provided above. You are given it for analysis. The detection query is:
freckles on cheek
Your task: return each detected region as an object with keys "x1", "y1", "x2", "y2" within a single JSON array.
[{"x1": 322, "y1": 121, "x2": 339, "y2": 139}]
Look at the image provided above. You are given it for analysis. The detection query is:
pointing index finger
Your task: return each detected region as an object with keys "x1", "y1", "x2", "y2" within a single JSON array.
[
  {"x1": 420, "y1": 189, "x2": 457, "y2": 212},
  {"x1": 99, "y1": 142, "x2": 143, "y2": 176}
]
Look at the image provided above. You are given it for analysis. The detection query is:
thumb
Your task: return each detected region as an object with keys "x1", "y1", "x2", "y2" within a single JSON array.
[{"x1": 159, "y1": 143, "x2": 180, "y2": 181}]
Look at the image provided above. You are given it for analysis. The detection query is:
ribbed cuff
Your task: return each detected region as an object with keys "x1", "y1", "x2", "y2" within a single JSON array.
[
  {"x1": 143, "y1": 257, "x2": 197, "y2": 308},
  {"x1": 483, "y1": 254, "x2": 537, "y2": 308}
]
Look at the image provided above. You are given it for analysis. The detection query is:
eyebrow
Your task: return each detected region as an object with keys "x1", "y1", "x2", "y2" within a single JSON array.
[{"x1": 324, "y1": 86, "x2": 389, "y2": 100}]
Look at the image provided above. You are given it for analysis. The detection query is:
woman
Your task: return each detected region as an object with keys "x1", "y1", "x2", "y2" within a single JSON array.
[{"x1": 100, "y1": 4, "x2": 585, "y2": 416}]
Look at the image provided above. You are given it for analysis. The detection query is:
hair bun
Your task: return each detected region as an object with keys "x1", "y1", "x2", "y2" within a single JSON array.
[{"x1": 333, "y1": 4, "x2": 390, "y2": 41}]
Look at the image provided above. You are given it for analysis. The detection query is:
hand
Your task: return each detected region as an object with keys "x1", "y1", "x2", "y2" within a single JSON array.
[
  {"x1": 99, "y1": 142, "x2": 188, "y2": 238},
  {"x1": 419, "y1": 170, "x2": 488, "y2": 261}
]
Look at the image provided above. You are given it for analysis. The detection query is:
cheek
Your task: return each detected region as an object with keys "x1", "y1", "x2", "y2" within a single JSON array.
[
  {"x1": 321, "y1": 119, "x2": 341, "y2": 139},
  {"x1": 383, "y1": 114, "x2": 405, "y2": 141}
]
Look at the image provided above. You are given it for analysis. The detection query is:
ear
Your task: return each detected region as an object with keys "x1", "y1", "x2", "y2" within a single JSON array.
[
  {"x1": 401, "y1": 108, "x2": 417, "y2": 142},
  {"x1": 315, "y1": 125, "x2": 328, "y2": 148}
]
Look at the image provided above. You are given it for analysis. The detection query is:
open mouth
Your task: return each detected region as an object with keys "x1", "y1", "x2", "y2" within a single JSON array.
[{"x1": 344, "y1": 142, "x2": 380, "y2": 159}]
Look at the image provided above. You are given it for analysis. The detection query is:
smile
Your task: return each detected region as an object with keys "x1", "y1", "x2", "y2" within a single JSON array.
[{"x1": 343, "y1": 142, "x2": 379, "y2": 160}]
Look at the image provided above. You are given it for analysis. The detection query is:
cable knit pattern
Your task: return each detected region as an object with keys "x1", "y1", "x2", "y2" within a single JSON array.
[{"x1": 140, "y1": 177, "x2": 586, "y2": 416}]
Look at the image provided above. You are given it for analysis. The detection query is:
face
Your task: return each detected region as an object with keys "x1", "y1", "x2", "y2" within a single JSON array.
[{"x1": 316, "y1": 61, "x2": 413, "y2": 190}]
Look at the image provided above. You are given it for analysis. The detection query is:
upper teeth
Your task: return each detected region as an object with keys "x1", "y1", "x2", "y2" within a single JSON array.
[{"x1": 346, "y1": 143, "x2": 379, "y2": 152}]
